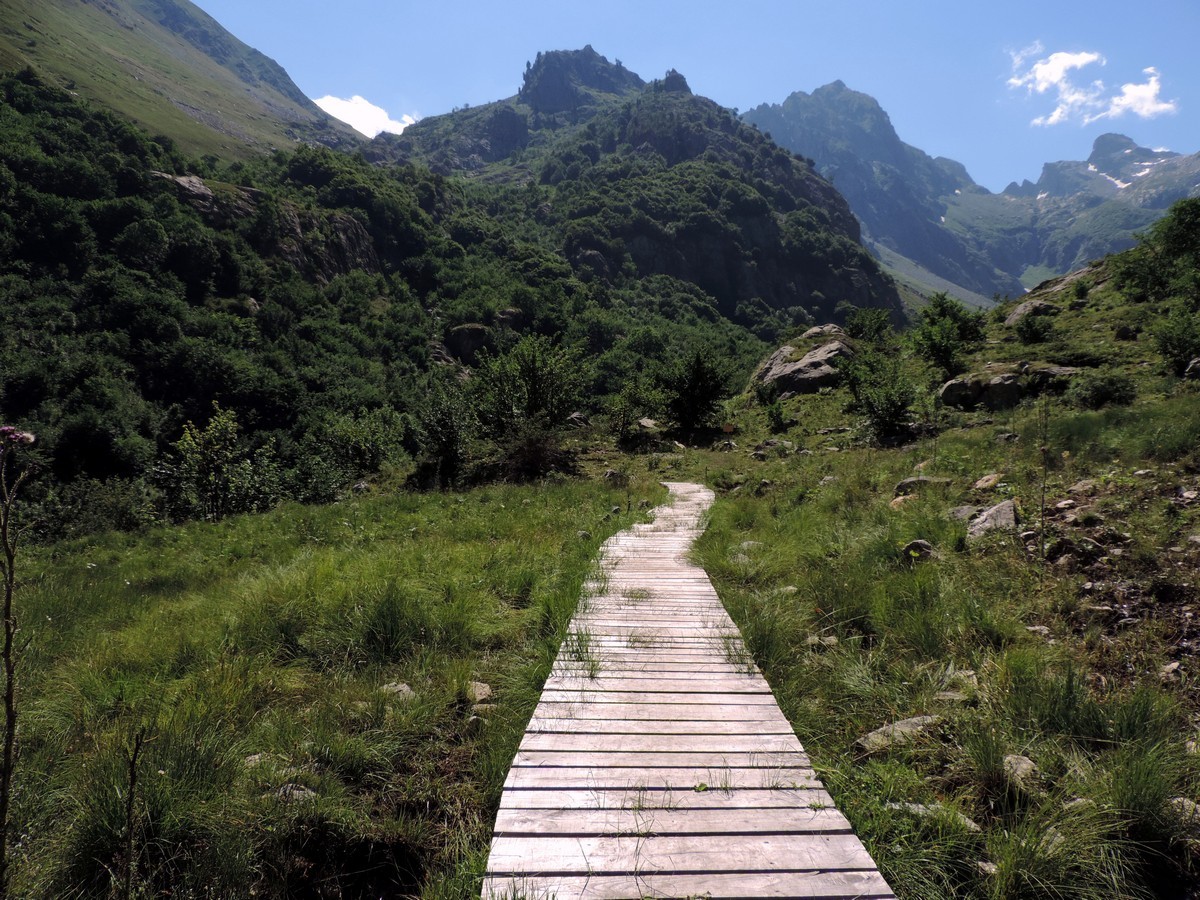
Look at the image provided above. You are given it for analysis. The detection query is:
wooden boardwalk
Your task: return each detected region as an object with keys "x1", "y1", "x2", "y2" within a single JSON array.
[{"x1": 482, "y1": 482, "x2": 895, "y2": 899}]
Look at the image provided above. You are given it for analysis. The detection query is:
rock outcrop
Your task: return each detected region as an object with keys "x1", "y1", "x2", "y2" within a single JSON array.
[{"x1": 755, "y1": 341, "x2": 855, "y2": 395}]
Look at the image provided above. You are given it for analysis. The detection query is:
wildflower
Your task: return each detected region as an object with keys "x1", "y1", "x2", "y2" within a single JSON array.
[{"x1": 0, "y1": 426, "x2": 35, "y2": 446}]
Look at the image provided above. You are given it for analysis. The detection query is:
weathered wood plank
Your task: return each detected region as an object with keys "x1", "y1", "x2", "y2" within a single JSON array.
[
  {"x1": 493, "y1": 806, "x2": 852, "y2": 836},
  {"x1": 498, "y1": 787, "x2": 835, "y2": 811},
  {"x1": 530, "y1": 701, "x2": 793, "y2": 721},
  {"x1": 513, "y1": 750, "x2": 810, "y2": 771},
  {"x1": 503, "y1": 766, "x2": 821, "y2": 791},
  {"x1": 526, "y1": 718, "x2": 794, "y2": 736},
  {"x1": 482, "y1": 870, "x2": 897, "y2": 899},
  {"x1": 519, "y1": 734, "x2": 805, "y2": 754},
  {"x1": 485, "y1": 832, "x2": 879, "y2": 874}
]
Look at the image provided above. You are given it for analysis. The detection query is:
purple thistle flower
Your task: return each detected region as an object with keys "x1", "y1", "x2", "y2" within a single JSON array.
[{"x1": 0, "y1": 426, "x2": 35, "y2": 446}]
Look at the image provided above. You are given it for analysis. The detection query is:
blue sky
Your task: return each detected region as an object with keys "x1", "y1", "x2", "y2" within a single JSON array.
[{"x1": 195, "y1": 0, "x2": 1197, "y2": 192}]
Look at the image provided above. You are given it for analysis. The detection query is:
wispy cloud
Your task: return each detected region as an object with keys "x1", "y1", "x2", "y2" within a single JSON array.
[
  {"x1": 313, "y1": 95, "x2": 417, "y2": 137},
  {"x1": 1007, "y1": 44, "x2": 1178, "y2": 126}
]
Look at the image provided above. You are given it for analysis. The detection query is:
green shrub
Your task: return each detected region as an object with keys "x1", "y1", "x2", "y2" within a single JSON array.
[
  {"x1": 843, "y1": 351, "x2": 916, "y2": 443},
  {"x1": 1015, "y1": 314, "x2": 1054, "y2": 344},
  {"x1": 1154, "y1": 303, "x2": 1200, "y2": 375},
  {"x1": 1065, "y1": 371, "x2": 1137, "y2": 409}
]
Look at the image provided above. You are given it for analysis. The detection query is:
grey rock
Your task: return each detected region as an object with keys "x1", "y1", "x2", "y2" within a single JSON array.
[
  {"x1": 755, "y1": 341, "x2": 855, "y2": 394},
  {"x1": 381, "y1": 682, "x2": 415, "y2": 700},
  {"x1": 445, "y1": 323, "x2": 493, "y2": 365},
  {"x1": 901, "y1": 539, "x2": 934, "y2": 560},
  {"x1": 466, "y1": 681, "x2": 493, "y2": 703},
  {"x1": 277, "y1": 783, "x2": 317, "y2": 803},
  {"x1": 801, "y1": 324, "x2": 845, "y2": 339},
  {"x1": 1186, "y1": 358, "x2": 1200, "y2": 380},
  {"x1": 949, "y1": 505, "x2": 982, "y2": 522},
  {"x1": 1171, "y1": 797, "x2": 1200, "y2": 831},
  {"x1": 886, "y1": 802, "x2": 981, "y2": 833},
  {"x1": 857, "y1": 715, "x2": 941, "y2": 753},
  {"x1": 968, "y1": 500, "x2": 1018, "y2": 542},
  {"x1": 984, "y1": 373, "x2": 1022, "y2": 410},
  {"x1": 939, "y1": 377, "x2": 983, "y2": 410},
  {"x1": 1114, "y1": 324, "x2": 1139, "y2": 341},
  {"x1": 894, "y1": 476, "x2": 952, "y2": 497},
  {"x1": 1004, "y1": 754, "x2": 1040, "y2": 793},
  {"x1": 973, "y1": 473, "x2": 1004, "y2": 491},
  {"x1": 567, "y1": 411, "x2": 591, "y2": 428},
  {"x1": 577, "y1": 530, "x2": 592, "y2": 540},
  {"x1": 1005, "y1": 299, "x2": 1058, "y2": 326}
]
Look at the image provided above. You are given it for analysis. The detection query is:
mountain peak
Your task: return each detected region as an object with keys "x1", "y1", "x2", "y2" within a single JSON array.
[{"x1": 519, "y1": 46, "x2": 644, "y2": 114}]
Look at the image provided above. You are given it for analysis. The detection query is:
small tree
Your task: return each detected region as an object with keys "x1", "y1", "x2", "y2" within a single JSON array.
[
  {"x1": 416, "y1": 374, "x2": 477, "y2": 488},
  {"x1": 911, "y1": 292, "x2": 984, "y2": 377},
  {"x1": 1155, "y1": 303, "x2": 1200, "y2": 375},
  {"x1": 659, "y1": 348, "x2": 730, "y2": 436},
  {"x1": 844, "y1": 352, "x2": 916, "y2": 443},
  {"x1": 0, "y1": 425, "x2": 36, "y2": 899},
  {"x1": 472, "y1": 335, "x2": 585, "y2": 440}
]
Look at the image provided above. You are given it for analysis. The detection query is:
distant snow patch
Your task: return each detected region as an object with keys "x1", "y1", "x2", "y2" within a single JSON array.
[
  {"x1": 940, "y1": 216, "x2": 946, "y2": 223},
  {"x1": 1104, "y1": 173, "x2": 1131, "y2": 189},
  {"x1": 313, "y1": 95, "x2": 417, "y2": 137},
  {"x1": 1037, "y1": 191, "x2": 1049, "y2": 200},
  {"x1": 1088, "y1": 164, "x2": 1098, "y2": 172},
  {"x1": 954, "y1": 189, "x2": 961, "y2": 195}
]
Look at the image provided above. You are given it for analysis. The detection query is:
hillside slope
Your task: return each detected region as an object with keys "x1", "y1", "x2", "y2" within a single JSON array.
[{"x1": 0, "y1": 0, "x2": 359, "y2": 157}]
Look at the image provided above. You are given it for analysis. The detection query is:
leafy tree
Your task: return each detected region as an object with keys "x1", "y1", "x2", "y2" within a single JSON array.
[
  {"x1": 844, "y1": 351, "x2": 916, "y2": 443},
  {"x1": 910, "y1": 292, "x2": 984, "y2": 376},
  {"x1": 472, "y1": 336, "x2": 584, "y2": 439},
  {"x1": 1154, "y1": 303, "x2": 1200, "y2": 375},
  {"x1": 844, "y1": 307, "x2": 894, "y2": 344},
  {"x1": 415, "y1": 375, "x2": 476, "y2": 488},
  {"x1": 658, "y1": 349, "x2": 730, "y2": 435}
]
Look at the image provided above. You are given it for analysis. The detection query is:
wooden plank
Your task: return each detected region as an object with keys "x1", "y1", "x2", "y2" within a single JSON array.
[
  {"x1": 530, "y1": 701, "x2": 792, "y2": 721},
  {"x1": 537, "y1": 696, "x2": 777, "y2": 710},
  {"x1": 504, "y1": 766, "x2": 821, "y2": 791},
  {"x1": 485, "y1": 833, "x2": 879, "y2": 874},
  {"x1": 498, "y1": 787, "x2": 835, "y2": 811},
  {"x1": 482, "y1": 870, "x2": 897, "y2": 899},
  {"x1": 543, "y1": 677, "x2": 771, "y2": 693},
  {"x1": 493, "y1": 806, "x2": 852, "y2": 836},
  {"x1": 527, "y1": 718, "x2": 794, "y2": 736},
  {"x1": 512, "y1": 750, "x2": 810, "y2": 770},
  {"x1": 519, "y1": 734, "x2": 805, "y2": 754}
]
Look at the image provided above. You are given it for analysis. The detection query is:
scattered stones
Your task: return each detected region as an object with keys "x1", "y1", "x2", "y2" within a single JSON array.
[
  {"x1": 277, "y1": 783, "x2": 317, "y2": 803},
  {"x1": 894, "y1": 476, "x2": 952, "y2": 497},
  {"x1": 973, "y1": 473, "x2": 1004, "y2": 491},
  {"x1": 1004, "y1": 754, "x2": 1041, "y2": 793},
  {"x1": 380, "y1": 682, "x2": 415, "y2": 701},
  {"x1": 949, "y1": 505, "x2": 982, "y2": 522},
  {"x1": 890, "y1": 495, "x2": 916, "y2": 510},
  {"x1": 1026, "y1": 625, "x2": 1051, "y2": 637},
  {"x1": 886, "y1": 802, "x2": 981, "y2": 833},
  {"x1": 967, "y1": 500, "x2": 1019, "y2": 543},
  {"x1": 1161, "y1": 661, "x2": 1182, "y2": 682},
  {"x1": 466, "y1": 681, "x2": 493, "y2": 703},
  {"x1": 856, "y1": 715, "x2": 941, "y2": 754},
  {"x1": 1068, "y1": 480, "x2": 1097, "y2": 495},
  {"x1": 901, "y1": 539, "x2": 934, "y2": 561}
]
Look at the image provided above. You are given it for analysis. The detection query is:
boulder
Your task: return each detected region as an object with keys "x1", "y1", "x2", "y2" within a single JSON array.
[
  {"x1": 856, "y1": 715, "x2": 941, "y2": 753},
  {"x1": 755, "y1": 341, "x2": 855, "y2": 395},
  {"x1": 983, "y1": 374, "x2": 1022, "y2": 410},
  {"x1": 1004, "y1": 300, "x2": 1058, "y2": 326},
  {"x1": 1185, "y1": 358, "x2": 1200, "y2": 380},
  {"x1": 973, "y1": 473, "x2": 1004, "y2": 491},
  {"x1": 967, "y1": 500, "x2": 1019, "y2": 542},
  {"x1": 901, "y1": 539, "x2": 934, "y2": 561},
  {"x1": 445, "y1": 323, "x2": 493, "y2": 365},
  {"x1": 566, "y1": 411, "x2": 590, "y2": 428},
  {"x1": 277, "y1": 783, "x2": 317, "y2": 803},
  {"x1": 939, "y1": 377, "x2": 983, "y2": 410},
  {"x1": 894, "y1": 476, "x2": 952, "y2": 497},
  {"x1": 1114, "y1": 324, "x2": 1139, "y2": 341},
  {"x1": 949, "y1": 505, "x2": 982, "y2": 521},
  {"x1": 801, "y1": 324, "x2": 845, "y2": 339}
]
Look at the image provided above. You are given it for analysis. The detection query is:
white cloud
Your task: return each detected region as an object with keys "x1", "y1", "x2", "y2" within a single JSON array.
[
  {"x1": 313, "y1": 95, "x2": 417, "y2": 137},
  {"x1": 1007, "y1": 47, "x2": 1178, "y2": 127},
  {"x1": 1087, "y1": 68, "x2": 1177, "y2": 123}
]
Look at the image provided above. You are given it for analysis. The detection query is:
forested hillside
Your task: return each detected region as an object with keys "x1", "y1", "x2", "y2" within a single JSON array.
[{"x1": 0, "y1": 64, "x2": 900, "y2": 537}]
